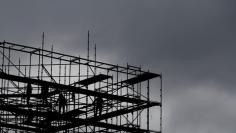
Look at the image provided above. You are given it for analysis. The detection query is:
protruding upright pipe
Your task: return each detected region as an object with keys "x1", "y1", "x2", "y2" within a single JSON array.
[
  {"x1": 147, "y1": 79, "x2": 150, "y2": 131},
  {"x1": 160, "y1": 74, "x2": 163, "y2": 133}
]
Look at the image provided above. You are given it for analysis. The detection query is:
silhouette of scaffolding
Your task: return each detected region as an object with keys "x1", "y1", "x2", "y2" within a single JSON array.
[{"x1": 0, "y1": 40, "x2": 162, "y2": 133}]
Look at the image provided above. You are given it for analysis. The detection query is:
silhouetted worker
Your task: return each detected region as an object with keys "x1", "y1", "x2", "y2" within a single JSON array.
[
  {"x1": 41, "y1": 85, "x2": 49, "y2": 103},
  {"x1": 72, "y1": 92, "x2": 75, "y2": 102},
  {"x1": 26, "y1": 83, "x2": 32, "y2": 105},
  {"x1": 26, "y1": 109, "x2": 34, "y2": 123},
  {"x1": 93, "y1": 97, "x2": 104, "y2": 117},
  {"x1": 57, "y1": 93, "x2": 67, "y2": 114}
]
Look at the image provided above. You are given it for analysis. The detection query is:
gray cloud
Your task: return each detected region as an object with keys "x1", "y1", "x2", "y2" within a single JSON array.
[
  {"x1": 0, "y1": 0, "x2": 236, "y2": 132},
  {"x1": 166, "y1": 84, "x2": 236, "y2": 133}
]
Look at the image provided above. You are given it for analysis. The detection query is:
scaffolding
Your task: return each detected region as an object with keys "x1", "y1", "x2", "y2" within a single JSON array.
[{"x1": 0, "y1": 40, "x2": 162, "y2": 133}]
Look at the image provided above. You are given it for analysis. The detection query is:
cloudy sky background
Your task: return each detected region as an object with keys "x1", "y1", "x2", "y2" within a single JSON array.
[{"x1": 0, "y1": 0, "x2": 236, "y2": 133}]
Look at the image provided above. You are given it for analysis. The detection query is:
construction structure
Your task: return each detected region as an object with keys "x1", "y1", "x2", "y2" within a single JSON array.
[{"x1": 0, "y1": 35, "x2": 162, "y2": 132}]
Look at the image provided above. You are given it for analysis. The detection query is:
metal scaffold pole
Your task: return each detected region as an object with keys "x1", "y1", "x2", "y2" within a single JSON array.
[{"x1": 160, "y1": 74, "x2": 163, "y2": 133}]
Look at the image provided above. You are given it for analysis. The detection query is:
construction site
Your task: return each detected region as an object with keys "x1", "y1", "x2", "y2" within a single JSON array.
[{"x1": 0, "y1": 34, "x2": 162, "y2": 132}]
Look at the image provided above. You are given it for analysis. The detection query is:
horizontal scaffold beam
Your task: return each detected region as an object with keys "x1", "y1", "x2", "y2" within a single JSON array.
[
  {"x1": 0, "y1": 122, "x2": 41, "y2": 132},
  {"x1": 0, "y1": 72, "x2": 160, "y2": 105},
  {"x1": 0, "y1": 94, "x2": 43, "y2": 98},
  {"x1": 0, "y1": 91, "x2": 60, "y2": 98},
  {"x1": 90, "y1": 121, "x2": 151, "y2": 133},
  {"x1": 36, "y1": 117, "x2": 159, "y2": 133},
  {"x1": 53, "y1": 101, "x2": 160, "y2": 131},
  {"x1": 0, "y1": 41, "x2": 152, "y2": 75},
  {"x1": 73, "y1": 120, "x2": 153, "y2": 133},
  {"x1": 0, "y1": 105, "x2": 59, "y2": 117},
  {"x1": 25, "y1": 102, "x2": 159, "y2": 132},
  {"x1": 0, "y1": 104, "x2": 51, "y2": 108}
]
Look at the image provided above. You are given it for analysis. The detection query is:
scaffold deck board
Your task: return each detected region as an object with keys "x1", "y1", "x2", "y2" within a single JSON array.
[
  {"x1": 122, "y1": 72, "x2": 160, "y2": 85},
  {"x1": 73, "y1": 74, "x2": 112, "y2": 86}
]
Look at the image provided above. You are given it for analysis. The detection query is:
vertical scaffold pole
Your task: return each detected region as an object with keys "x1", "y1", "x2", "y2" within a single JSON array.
[
  {"x1": 86, "y1": 30, "x2": 90, "y2": 132},
  {"x1": 41, "y1": 32, "x2": 44, "y2": 80},
  {"x1": 147, "y1": 79, "x2": 150, "y2": 132},
  {"x1": 160, "y1": 74, "x2": 163, "y2": 133}
]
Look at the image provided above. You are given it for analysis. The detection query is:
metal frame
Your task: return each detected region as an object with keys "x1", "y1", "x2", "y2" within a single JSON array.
[{"x1": 0, "y1": 41, "x2": 162, "y2": 133}]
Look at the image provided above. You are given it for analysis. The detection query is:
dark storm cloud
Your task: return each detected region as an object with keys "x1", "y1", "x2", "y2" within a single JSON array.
[
  {"x1": 0, "y1": 0, "x2": 236, "y2": 133},
  {"x1": 117, "y1": 0, "x2": 236, "y2": 89}
]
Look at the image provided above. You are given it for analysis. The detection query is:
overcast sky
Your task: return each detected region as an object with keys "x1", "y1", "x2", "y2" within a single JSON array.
[{"x1": 0, "y1": 0, "x2": 236, "y2": 133}]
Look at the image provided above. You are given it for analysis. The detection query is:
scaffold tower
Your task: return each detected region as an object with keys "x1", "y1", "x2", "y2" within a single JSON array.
[{"x1": 0, "y1": 39, "x2": 162, "y2": 133}]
